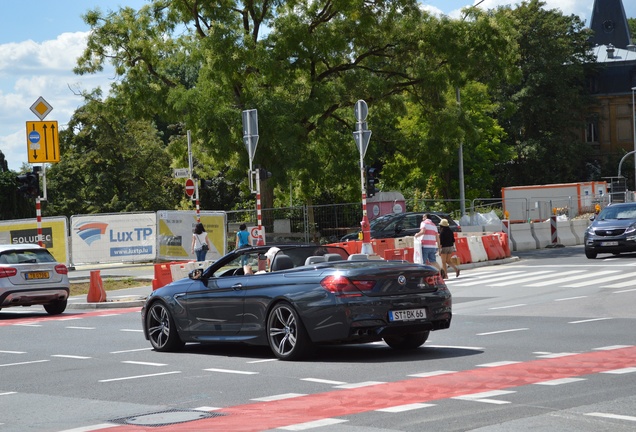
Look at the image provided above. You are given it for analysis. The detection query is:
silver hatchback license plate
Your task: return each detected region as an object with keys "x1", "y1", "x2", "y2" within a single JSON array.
[{"x1": 389, "y1": 308, "x2": 427, "y2": 322}]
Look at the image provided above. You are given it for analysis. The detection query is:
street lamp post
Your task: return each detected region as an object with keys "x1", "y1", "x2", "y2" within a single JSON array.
[{"x1": 632, "y1": 87, "x2": 636, "y2": 191}]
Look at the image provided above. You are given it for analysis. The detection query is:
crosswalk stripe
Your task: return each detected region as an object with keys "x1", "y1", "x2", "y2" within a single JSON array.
[
  {"x1": 488, "y1": 270, "x2": 562, "y2": 286},
  {"x1": 566, "y1": 273, "x2": 634, "y2": 287},
  {"x1": 526, "y1": 270, "x2": 620, "y2": 287},
  {"x1": 451, "y1": 271, "x2": 527, "y2": 287}
]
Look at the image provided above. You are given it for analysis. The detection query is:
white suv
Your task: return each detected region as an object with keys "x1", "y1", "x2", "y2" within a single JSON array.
[{"x1": 0, "y1": 244, "x2": 70, "y2": 315}]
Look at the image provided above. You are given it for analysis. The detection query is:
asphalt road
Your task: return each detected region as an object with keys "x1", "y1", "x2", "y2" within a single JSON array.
[{"x1": 1, "y1": 245, "x2": 635, "y2": 432}]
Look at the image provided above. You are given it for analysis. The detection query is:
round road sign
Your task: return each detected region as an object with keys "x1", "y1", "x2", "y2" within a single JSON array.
[{"x1": 185, "y1": 178, "x2": 195, "y2": 197}]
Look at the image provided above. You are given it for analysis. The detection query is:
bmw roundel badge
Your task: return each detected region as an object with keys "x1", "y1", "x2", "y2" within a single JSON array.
[{"x1": 397, "y1": 275, "x2": 406, "y2": 285}]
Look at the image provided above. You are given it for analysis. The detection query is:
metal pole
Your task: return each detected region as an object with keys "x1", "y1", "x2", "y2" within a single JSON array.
[
  {"x1": 456, "y1": 88, "x2": 466, "y2": 217},
  {"x1": 632, "y1": 87, "x2": 636, "y2": 190}
]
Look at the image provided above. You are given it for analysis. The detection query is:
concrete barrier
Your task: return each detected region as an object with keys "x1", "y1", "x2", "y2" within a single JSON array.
[
  {"x1": 509, "y1": 223, "x2": 536, "y2": 251},
  {"x1": 531, "y1": 222, "x2": 552, "y2": 249},
  {"x1": 467, "y1": 235, "x2": 488, "y2": 262},
  {"x1": 556, "y1": 221, "x2": 577, "y2": 246},
  {"x1": 570, "y1": 219, "x2": 590, "y2": 245}
]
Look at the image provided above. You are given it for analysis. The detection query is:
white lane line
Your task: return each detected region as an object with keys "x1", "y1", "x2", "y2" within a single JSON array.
[
  {"x1": 477, "y1": 328, "x2": 528, "y2": 336},
  {"x1": 567, "y1": 273, "x2": 635, "y2": 287},
  {"x1": 376, "y1": 403, "x2": 436, "y2": 412},
  {"x1": 554, "y1": 296, "x2": 587, "y2": 302},
  {"x1": 52, "y1": 355, "x2": 92, "y2": 359},
  {"x1": 606, "y1": 280, "x2": 636, "y2": 288},
  {"x1": 527, "y1": 270, "x2": 619, "y2": 287},
  {"x1": 568, "y1": 318, "x2": 613, "y2": 324},
  {"x1": 192, "y1": 406, "x2": 222, "y2": 411},
  {"x1": 426, "y1": 345, "x2": 484, "y2": 350},
  {"x1": 251, "y1": 393, "x2": 306, "y2": 402},
  {"x1": 1, "y1": 392, "x2": 17, "y2": 396},
  {"x1": 120, "y1": 329, "x2": 144, "y2": 332},
  {"x1": 247, "y1": 358, "x2": 278, "y2": 364},
  {"x1": 65, "y1": 326, "x2": 96, "y2": 330},
  {"x1": 534, "y1": 378, "x2": 586, "y2": 385},
  {"x1": 0, "y1": 350, "x2": 26, "y2": 354},
  {"x1": 57, "y1": 423, "x2": 120, "y2": 431},
  {"x1": 601, "y1": 367, "x2": 636, "y2": 374},
  {"x1": 408, "y1": 370, "x2": 456, "y2": 378},
  {"x1": 586, "y1": 412, "x2": 636, "y2": 422},
  {"x1": 535, "y1": 352, "x2": 578, "y2": 359},
  {"x1": 489, "y1": 304, "x2": 526, "y2": 310},
  {"x1": 277, "y1": 418, "x2": 348, "y2": 430},
  {"x1": 13, "y1": 323, "x2": 42, "y2": 327},
  {"x1": 489, "y1": 270, "x2": 561, "y2": 286},
  {"x1": 613, "y1": 287, "x2": 636, "y2": 292},
  {"x1": 334, "y1": 381, "x2": 385, "y2": 389},
  {"x1": 301, "y1": 378, "x2": 347, "y2": 385},
  {"x1": 593, "y1": 345, "x2": 633, "y2": 350},
  {"x1": 98, "y1": 371, "x2": 181, "y2": 383},
  {"x1": 477, "y1": 361, "x2": 521, "y2": 368},
  {"x1": 58, "y1": 317, "x2": 83, "y2": 321},
  {"x1": 0, "y1": 359, "x2": 49, "y2": 367},
  {"x1": 453, "y1": 390, "x2": 515, "y2": 404},
  {"x1": 110, "y1": 348, "x2": 153, "y2": 354},
  {"x1": 204, "y1": 368, "x2": 259, "y2": 375},
  {"x1": 452, "y1": 271, "x2": 527, "y2": 287},
  {"x1": 122, "y1": 361, "x2": 167, "y2": 367}
]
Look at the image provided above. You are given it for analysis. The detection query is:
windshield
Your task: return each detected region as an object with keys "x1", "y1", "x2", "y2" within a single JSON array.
[
  {"x1": 599, "y1": 205, "x2": 636, "y2": 220},
  {"x1": 369, "y1": 214, "x2": 397, "y2": 231}
]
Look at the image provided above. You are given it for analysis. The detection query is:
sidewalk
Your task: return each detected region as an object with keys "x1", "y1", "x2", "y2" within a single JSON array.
[{"x1": 66, "y1": 256, "x2": 520, "y2": 310}]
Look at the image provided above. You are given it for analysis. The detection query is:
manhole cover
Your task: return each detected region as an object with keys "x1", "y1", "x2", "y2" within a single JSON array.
[{"x1": 110, "y1": 409, "x2": 224, "y2": 427}]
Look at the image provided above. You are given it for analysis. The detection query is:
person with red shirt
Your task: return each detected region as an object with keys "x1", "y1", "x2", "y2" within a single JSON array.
[{"x1": 414, "y1": 213, "x2": 442, "y2": 274}]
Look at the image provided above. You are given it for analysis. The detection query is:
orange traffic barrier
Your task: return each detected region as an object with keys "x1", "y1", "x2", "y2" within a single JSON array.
[
  {"x1": 372, "y1": 238, "x2": 395, "y2": 258},
  {"x1": 327, "y1": 241, "x2": 361, "y2": 255},
  {"x1": 383, "y1": 248, "x2": 413, "y2": 262},
  {"x1": 454, "y1": 235, "x2": 472, "y2": 264},
  {"x1": 489, "y1": 234, "x2": 507, "y2": 259},
  {"x1": 496, "y1": 232, "x2": 512, "y2": 257},
  {"x1": 481, "y1": 235, "x2": 503, "y2": 260},
  {"x1": 152, "y1": 262, "x2": 180, "y2": 291},
  {"x1": 87, "y1": 270, "x2": 107, "y2": 303}
]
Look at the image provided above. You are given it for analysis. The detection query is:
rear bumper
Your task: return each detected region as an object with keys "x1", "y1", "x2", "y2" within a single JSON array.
[{"x1": 0, "y1": 287, "x2": 69, "y2": 308}]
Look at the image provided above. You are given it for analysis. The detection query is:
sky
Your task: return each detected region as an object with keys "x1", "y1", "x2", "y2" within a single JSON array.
[{"x1": 1, "y1": 1, "x2": 635, "y2": 172}]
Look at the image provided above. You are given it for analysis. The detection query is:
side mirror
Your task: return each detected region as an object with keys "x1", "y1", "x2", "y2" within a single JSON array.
[
  {"x1": 395, "y1": 224, "x2": 403, "y2": 233},
  {"x1": 189, "y1": 268, "x2": 203, "y2": 280},
  {"x1": 589, "y1": 215, "x2": 595, "y2": 221}
]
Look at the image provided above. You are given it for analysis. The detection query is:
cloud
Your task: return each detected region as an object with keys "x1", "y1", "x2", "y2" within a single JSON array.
[{"x1": 0, "y1": 32, "x2": 115, "y2": 171}]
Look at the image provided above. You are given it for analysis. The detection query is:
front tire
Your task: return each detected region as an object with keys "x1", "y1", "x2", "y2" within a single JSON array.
[
  {"x1": 44, "y1": 299, "x2": 67, "y2": 315},
  {"x1": 384, "y1": 331, "x2": 430, "y2": 350},
  {"x1": 146, "y1": 302, "x2": 184, "y2": 352},
  {"x1": 267, "y1": 302, "x2": 313, "y2": 360},
  {"x1": 585, "y1": 249, "x2": 597, "y2": 259}
]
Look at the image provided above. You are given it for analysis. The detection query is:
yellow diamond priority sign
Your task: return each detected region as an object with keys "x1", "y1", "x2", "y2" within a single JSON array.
[{"x1": 30, "y1": 96, "x2": 53, "y2": 121}]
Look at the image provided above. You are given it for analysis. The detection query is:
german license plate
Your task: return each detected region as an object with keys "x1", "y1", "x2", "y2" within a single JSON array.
[
  {"x1": 26, "y1": 271, "x2": 49, "y2": 280},
  {"x1": 389, "y1": 308, "x2": 427, "y2": 322},
  {"x1": 600, "y1": 241, "x2": 618, "y2": 246}
]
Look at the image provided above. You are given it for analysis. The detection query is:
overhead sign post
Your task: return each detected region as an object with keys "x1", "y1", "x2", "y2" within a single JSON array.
[{"x1": 353, "y1": 100, "x2": 373, "y2": 255}]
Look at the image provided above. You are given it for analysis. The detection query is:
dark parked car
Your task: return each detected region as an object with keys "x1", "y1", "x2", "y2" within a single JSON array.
[
  {"x1": 340, "y1": 211, "x2": 461, "y2": 241},
  {"x1": 141, "y1": 244, "x2": 452, "y2": 360},
  {"x1": 584, "y1": 202, "x2": 636, "y2": 259},
  {"x1": 0, "y1": 244, "x2": 70, "y2": 315}
]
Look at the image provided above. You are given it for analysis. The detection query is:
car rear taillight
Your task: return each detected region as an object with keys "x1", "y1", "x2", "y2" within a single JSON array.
[
  {"x1": 425, "y1": 273, "x2": 445, "y2": 286},
  {"x1": 0, "y1": 267, "x2": 18, "y2": 278},
  {"x1": 54, "y1": 264, "x2": 68, "y2": 275},
  {"x1": 320, "y1": 275, "x2": 376, "y2": 297}
]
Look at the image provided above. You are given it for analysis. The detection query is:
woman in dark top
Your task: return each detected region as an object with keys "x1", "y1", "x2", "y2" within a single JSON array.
[{"x1": 439, "y1": 219, "x2": 460, "y2": 278}]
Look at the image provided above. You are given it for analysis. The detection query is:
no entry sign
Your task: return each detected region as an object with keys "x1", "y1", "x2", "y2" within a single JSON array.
[{"x1": 185, "y1": 178, "x2": 195, "y2": 197}]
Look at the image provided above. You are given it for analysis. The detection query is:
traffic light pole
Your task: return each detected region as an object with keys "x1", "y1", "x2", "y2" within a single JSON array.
[
  {"x1": 353, "y1": 100, "x2": 373, "y2": 255},
  {"x1": 35, "y1": 196, "x2": 43, "y2": 247}
]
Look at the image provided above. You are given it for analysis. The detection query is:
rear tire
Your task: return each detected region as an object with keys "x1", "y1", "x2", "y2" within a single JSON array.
[
  {"x1": 146, "y1": 302, "x2": 185, "y2": 352},
  {"x1": 44, "y1": 299, "x2": 67, "y2": 315},
  {"x1": 384, "y1": 331, "x2": 430, "y2": 350},
  {"x1": 584, "y1": 249, "x2": 597, "y2": 259}
]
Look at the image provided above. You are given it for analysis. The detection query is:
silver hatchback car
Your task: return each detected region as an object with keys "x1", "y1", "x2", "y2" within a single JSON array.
[{"x1": 0, "y1": 244, "x2": 70, "y2": 315}]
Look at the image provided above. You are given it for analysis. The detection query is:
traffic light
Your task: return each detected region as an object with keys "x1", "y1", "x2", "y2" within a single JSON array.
[
  {"x1": 16, "y1": 171, "x2": 40, "y2": 199},
  {"x1": 365, "y1": 166, "x2": 380, "y2": 197},
  {"x1": 258, "y1": 167, "x2": 272, "y2": 180}
]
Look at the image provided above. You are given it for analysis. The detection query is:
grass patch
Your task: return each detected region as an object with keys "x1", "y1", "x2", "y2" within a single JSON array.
[{"x1": 70, "y1": 278, "x2": 150, "y2": 296}]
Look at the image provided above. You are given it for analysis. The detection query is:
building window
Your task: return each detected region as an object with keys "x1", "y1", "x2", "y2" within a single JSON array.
[{"x1": 586, "y1": 116, "x2": 599, "y2": 143}]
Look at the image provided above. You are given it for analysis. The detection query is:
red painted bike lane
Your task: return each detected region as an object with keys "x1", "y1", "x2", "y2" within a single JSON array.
[
  {"x1": 110, "y1": 345, "x2": 636, "y2": 431},
  {"x1": 0, "y1": 307, "x2": 141, "y2": 326}
]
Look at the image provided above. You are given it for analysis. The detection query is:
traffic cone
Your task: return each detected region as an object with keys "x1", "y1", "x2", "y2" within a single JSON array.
[{"x1": 87, "y1": 270, "x2": 107, "y2": 303}]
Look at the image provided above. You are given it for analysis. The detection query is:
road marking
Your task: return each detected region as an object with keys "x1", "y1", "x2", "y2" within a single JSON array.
[
  {"x1": 569, "y1": 317, "x2": 612, "y2": 324},
  {"x1": 594, "y1": 345, "x2": 633, "y2": 350},
  {"x1": 57, "y1": 423, "x2": 120, "y2": 431},
  {"x1": 527, "y1": 270, "x2": 618, "y2": 287},
  {"x1": 0, "y1": 359, "x2": 49, "y2": 367},
  {"x1": 426, "y1": 345, "x2": 484, "y2": 350},
  {"x1": 452, "y1": 390, "x2": 515, "y2": 404},
  {"x1": 0, "y1": 350, "x2": 26, "y2": 354},
  {"x1": 251, "y1": 393, "x2": 306, "y2": 402},
  {"x1": 277, "y1": 418, "x2": 348, "y2": 430},
  {"x1": 613, "y1": 287, "x2": 636, "y2": 292},
  {"x1": 65, "y1": 326, "x2": 96, "y2": 330},
  {"x1": 489, "y1": 304, "x2": 526, "y2": 310},
  {"x1": 110, "y1": 348, "x2": 153, "y2": 354},
  {"x1": 13, "y1": 323, "x2": 42, "y2": 327},
  {"x1": 601, "y1": 367, "x2": 636, "y2": 374},
  {"x1": 534, "y1": 377, "x2": 586, "y2": 385},
  {"x1": 477, "y1": 361, "x2": 521, "y2": 368},
  {"x1": 204, "y1": 368, "x2": 258, "y2": 375},
  {"x1": 534, "y1": 352, "x2": 577, "y2": 358},
  {"x1": 98, "y1": 371, "x2": 181, "y2": 383},
  {"x1": 192, "y1": 406, "x2": 222, "y2": 411},
  {"x1": 477, "y1": 328, "x2": 528, "y2": 336},
  {"x1": 247, "y1": 358, "x2": 278, "y2": 364},
  {"x1": 122, "y1": 361, "x2": 167, "y2": 367},
  {"x1": 452, "y1": 271, "x2": 527, "y2": 286},
  {"x1": 554, "y1": 296, "x2": 587, "y2": 301},
  {"x1": 52, "y1": 355, "x2": 92, "y2": 359},
  {"x1": 586, "y1": 412, "x2": 636, "y2": 422},
  {"x1": 0, "y1": 392, "x2": 17, "y2": 396},
  {"x1": 606, "y1": 280, "x2": 636, "y2": 288},
  {"x1": 488, "y1": 270, "x2": 561, "y2": 286},
  {"x1": 568, "y1": 273, "x2": 635, "y2": 287},
  {"x1": 334, "y1": 381, "x2": 385, "y2": 389},
  {"x1": 120, "y1": 329, "x2": 143, "y2": 332},
  {"x1": 376, "y1": 403, "x2": 435, "y2": 412},
  {"x1": 408, "y1": 370, "x2": 456, "y2": 378},
  {"x1": 301, "y1": 378, "x2": 347, "y2": 385}
]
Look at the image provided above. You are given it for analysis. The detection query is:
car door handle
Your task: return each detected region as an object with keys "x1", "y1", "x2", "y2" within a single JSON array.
[{"x1": 231, "y1": 283, "x2": 243, "y2": 290}]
